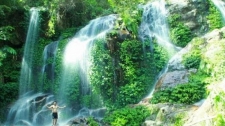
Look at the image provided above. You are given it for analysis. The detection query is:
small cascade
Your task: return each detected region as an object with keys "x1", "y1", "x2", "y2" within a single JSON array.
[
  {"x1": 211, "y1": 0, "x2": 225, "y2": 21},
  {"x1": 139, "y1": 0, "x2": 180, "y2": 57},
  {"x1": 59, "y1": 14, "x2": 117, "y2": 106},
  {"x1": 5, "y1": 92, "x2": 54, "y2": 126},
  {"x1": 139, "y1": 0, "x2": 181, "y2": 100},
  {"x1": 41, "y1": 41, "x2": 59, "y2": 92},
  {"x1": 5, "y1": 8, "x2": 40, "y2": 125},
  {"x1": 19, "y1": 8, "x2": 39, "y2": 96}
]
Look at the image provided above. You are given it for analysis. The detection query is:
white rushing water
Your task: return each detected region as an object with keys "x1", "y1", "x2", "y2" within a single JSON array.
[
  {"x1": 139, "y1": 0, "x2": 180, "y2": 57},
  {"x1": 58, "y1": 14, "x2": 117, "y2": 118},
  {"x1": 139, "y1": 0, "x2": 181, "y2": 99},
  {"x1": 5, "y1": 8, "x2": 41, "y2": 126},
  {"x1": 5, "y1": 14, "x2": 117, "y2": 126},
  {"x1": 19, "y1": 8, "x2": 39, "y2": 96},
  {"x1": 41, "y1": 41, "x2": 59, "y2": 92}
]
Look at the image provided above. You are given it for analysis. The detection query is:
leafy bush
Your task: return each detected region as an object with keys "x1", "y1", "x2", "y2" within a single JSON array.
[
  {"x1": 183, "y1": 50, "x2": 201, "y2": 69},
  {"x1": 213, "y1": 92, "x2": 225, "y2": 126},
  {"x1": 151, "y1": 72, "x2": 208, "y2": 104},
  {"x1": 0, "y1": 82, "x2": 18, "y2": 121},
  {"x1": 118, "y1": 82, "x2": 146, "y2": 106},
  {"x1": 168, "y1": 14, "x2": 181, "y2": 28},
  {"x1": 206, "y1": 0, "x2": 223, "y2": 31},
  {"x1": 168, "y1": 14, "x2": 194, "y2": 47},
  {"x1": 87, "y1": 117, "x2": 99, "y2": 126},
  {"x1": 103, "y1": 106, "x2": 150, "y2": 126},
  {"x1": 151, "y1": 82, "x2": 206, "y2": 104},
  {"x1": 182, "y1": 37, "x2": 205, "y2": 69},
  {"x1": 170, "y1": 23, "x2": 193, "y2": 47},
  {"x1": 90, "y1": 39, "x2": 115, "y2": 104},
  {"x1": 108, "y1": 0, "x2": 144, "y2": 36},
  {"x1": 90, "y1": 37, "x2": 168, "y2": 108},
  {"x1": 60, "y1": 27, "x2": 77, "y2": 39},
  {"x1": 173, "y1": 113, "x2": 185, "y2": 126}
]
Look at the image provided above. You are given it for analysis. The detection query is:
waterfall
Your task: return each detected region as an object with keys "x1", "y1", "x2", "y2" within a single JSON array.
[
  {"x1": 139, "y1": 0, "x2": 181, "y2": 99},
  {"x1": 211, "y1": 0, "x2": 225, "y2": 21},
  {"x1": 5, "y1": 13, "x2": 117, "y2": 125},
  {"x1": 19, "y1": 8, "x2": 39, "y2": 96},
  {"x1": 5, "y1": 8, "x2": 44, "y2": 126},
  {"x1": 41, "y1": 41, "x2": 59, "y2": 92},
  {"x1": 58, "y1": 14, "x2": 117, "y2": 117},
  {"x1": 139, "y1": 0, "x2": 180, "y2": 57}
]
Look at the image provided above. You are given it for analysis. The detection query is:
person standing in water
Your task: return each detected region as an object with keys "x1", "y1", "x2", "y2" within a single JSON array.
[{"x1": 47, "y1": 101, "x2": 66, "y2": 126}]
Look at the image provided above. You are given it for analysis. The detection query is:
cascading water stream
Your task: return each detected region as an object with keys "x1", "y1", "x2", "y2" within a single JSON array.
[
  {"x1": 139, "y1": 0, "x2": 181, "y2": 99},
  {"x1": 5, "y1": 13, "x2": 117, "y2": 125},
  {"x1": 41, "y1": 41, "x2": 59, "y2": 92},
  {"x1": 19, "y1": 8, "x2": 39, "y2": 96},
  {"x1": 211, "y1": 0, "x2": 225, "y2": 21},
  {"x1": 58, "y1": 14, "x2": 117, "y2": 119},
  {"x1": 5, "y1": 8, "x2": 41, "y2": 126},
  {"x1": 139, "y1": 0, "x2": 180, "y2": 57}
]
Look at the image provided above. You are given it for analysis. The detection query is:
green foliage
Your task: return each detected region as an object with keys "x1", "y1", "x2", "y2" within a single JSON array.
[
  {"x1": 118, "y1": 82, "x2": 145, "y2": 106},
  {"x1": 206, "y1": 0, "x2": 223, "y2": 31},
  {"x1": 168, "y1": 14, "x2": 181, "y2": 28},
  {"x1": 152, "y1": 43, "x2": 169, "y2": 71},
  {"x1": 119, "y1": 40, "x2": 143, "y2": 80},
  {"x1": 213, "y1": 92, "x2": 225, "y2": 126},
  {"x1": 90, "y1": 38, "x2": 168, "y2": 108},
  {"x1": 183, "y1": 50, "x2": 201, "y2": 69},
  {"x1": 170, "y1": 23, "x2": 193, "y2": 47},
  {"x1": 0, "y1": 26, "x2": 15, "y2": 41},
  {"x1": 182, "y1": 38, "x2": 205, "y2": 69},
  {"x1": 0, "y1": 82, "x2": 18, "y2": 104},
  {"x1": 173, "y1": 113, "x2": 185, "y2": 126},
  {"x1": 200, "y1": 40, "x2": 225, "y2": 81},
  {"x1": 103, "y1": 106, "x2": 150, "y2": 126},
  {"x1": 0, "y1": 5, "x2": 25, "y2": 65},
  {"x1": 90, "y1": 39, "x2": 115, "y2": 106},
  {"x1": 87, "y1": 117, "x2": 99, "y2": 126},
  {"x1": 61, "y1": 27, "x2": 77, "y2": 39},
  {"x1": 81, "y1": 93, "x2": 103, "y2": 108},
  {"x1": 151, "y1": 72, "x2": 208, "y2": 104},
  {"x1": 108, "y1": 0, "x2": 144, "y2": 36},
  {"x1": 168, "y1": 14, "x2": 194, "y2": 47},
  {"x1": 0, "y1": 45, "x2": 17, "y2": 66},
  {"x1": 63, "y1": 68, "x2": 80, "y2": 103},
  {"x1": 214, "y1": 114, "x2": 225, "y2": 126},
  {"x1": 118, "y1": 40, "x2": 150, "y2": 106},
  {"x1": 0, "y1": 82, "x2": 19, "y2": 121}
]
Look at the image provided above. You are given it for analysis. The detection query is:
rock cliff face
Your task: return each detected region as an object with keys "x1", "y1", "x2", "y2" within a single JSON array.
[
  {"x1": 166, "y1": 0, "x2": 209, "y2": 35},
  {"x1": 154, "y1": 0, "x2": 225, "y2": 90},
  {"x1": 145, "y1": 26, "x2": 225, "y2": 126},
  {"x1": 156, "y1": 27, "x2": 225, "y2": 90}
]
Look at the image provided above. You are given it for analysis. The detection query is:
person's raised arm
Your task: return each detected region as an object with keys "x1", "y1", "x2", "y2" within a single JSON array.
[
  {"x1": 47, "y1": 105, "x2": 52, "y2": 109},
  {"x1": 58, "y1": 105, "x2": 66, "y2": 109}
]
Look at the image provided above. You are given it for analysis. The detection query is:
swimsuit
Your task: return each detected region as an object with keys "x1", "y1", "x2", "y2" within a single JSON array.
[{"x1": 52, "y1": 112, "x2": 58, "y2": 119}]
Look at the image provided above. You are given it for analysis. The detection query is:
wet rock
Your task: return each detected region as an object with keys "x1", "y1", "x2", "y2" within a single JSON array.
[
  {"x1": 67, "y1": 117, "x2": 88, "y2": 126},
  {"x1": 155, "y1": 70, "x2": 189, "y2": 89},
  {"x1": 167, "y1": 0, "x2": 209, "y2": 36}
]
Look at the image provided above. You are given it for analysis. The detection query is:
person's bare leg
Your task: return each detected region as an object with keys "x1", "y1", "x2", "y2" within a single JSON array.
[
  {"x1": 55, "y1": 119, "x2": 58, "y2": 126},
  {"x1": 53, "y1": 119, "x2": 56, "y2": 126}
]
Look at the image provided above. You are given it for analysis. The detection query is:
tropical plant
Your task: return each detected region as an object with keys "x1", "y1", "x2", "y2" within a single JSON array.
[
  {"x1": 108, "y1": 0, "x2": 145, "y2": 36},
  {"x1": 103, "y1": 106, "x2": 150, "y2": 126},
  {"x1": 151, "y1": 72, "x2": 209, "y2": 104},
  {"x1": 206, "y1": 0, "x2": 223, "y2": 31},
  {"x1": 168, "y1": 14, "x2": 194, "y2": 47}
]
